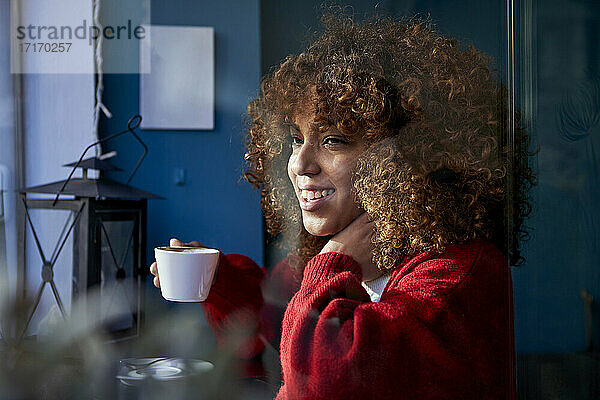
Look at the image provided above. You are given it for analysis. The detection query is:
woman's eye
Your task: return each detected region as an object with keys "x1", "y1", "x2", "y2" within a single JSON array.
[
  {"x1": 291, "y1": 135, "x2": 303, "y2": 147},
  {"x1": 323, "y1": 136, "x2": 348, "y2": 147}
]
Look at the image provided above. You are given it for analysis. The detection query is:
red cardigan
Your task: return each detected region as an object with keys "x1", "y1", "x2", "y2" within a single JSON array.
[{"x1": 201, "y1": 239, "x2": 516, "y2": 399}]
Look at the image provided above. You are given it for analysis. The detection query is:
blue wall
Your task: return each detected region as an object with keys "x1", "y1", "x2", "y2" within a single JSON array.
[{"x1": 99, "y1": 0, "x2": 263, "y2": 301}]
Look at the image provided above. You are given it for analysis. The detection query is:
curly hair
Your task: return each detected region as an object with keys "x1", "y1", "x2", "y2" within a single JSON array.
[{"x1": 244, "y1": 12, "x2": 534, "y2": 274}]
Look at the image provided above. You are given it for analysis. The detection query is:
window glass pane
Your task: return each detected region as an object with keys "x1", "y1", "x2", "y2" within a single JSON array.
[
  {"x1": 514, "y1": 0, "x2": 600, "y2": 398},
  {"x1": 24, "y1": 207, "x2": 73, "y2": 335},
  {"x1": 260, "y1": 2, "x2": 523, "y2": 397}
]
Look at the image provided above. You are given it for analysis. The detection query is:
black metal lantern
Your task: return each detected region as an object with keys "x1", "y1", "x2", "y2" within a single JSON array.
[{"x1": 19, "y1": 116, "x2": 161, "y2": 342}]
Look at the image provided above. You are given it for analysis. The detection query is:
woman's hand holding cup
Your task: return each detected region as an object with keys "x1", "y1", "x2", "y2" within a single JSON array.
[
  {"x1": 150, "y1": 238, "x2": 205, "y2": 288},
  {"x1": 150, "y1": 239, "x2": 217, "y2": 302}
]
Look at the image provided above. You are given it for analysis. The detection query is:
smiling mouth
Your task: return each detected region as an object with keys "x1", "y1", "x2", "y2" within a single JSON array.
[
  {"x1": 300, "y1": 188, "x2": 335, "y2": 201},
  {"x1": 298, "y1": 188, "x2": 336, "y2": 212}
]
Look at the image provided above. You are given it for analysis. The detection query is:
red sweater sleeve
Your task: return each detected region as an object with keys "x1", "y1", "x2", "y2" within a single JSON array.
[
  {"x1": 201, "y1": 252, "x2": 299, "y2": 377},
  {"x1": 201, "y1": 253, "x2": 264, "y2": 346},
  {"x1": 277, "y1": 241, "x2": 515, "y2": 400}
]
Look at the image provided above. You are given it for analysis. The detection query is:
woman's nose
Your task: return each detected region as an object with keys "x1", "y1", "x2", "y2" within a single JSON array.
[{"x1": 290, "y1": 143, "x2": 320, "y2": 176}]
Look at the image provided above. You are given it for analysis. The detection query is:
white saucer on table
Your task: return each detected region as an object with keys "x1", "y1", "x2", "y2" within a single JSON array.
[{"x1": 117, "y1": 357, "x2": 214, "y2": 386}]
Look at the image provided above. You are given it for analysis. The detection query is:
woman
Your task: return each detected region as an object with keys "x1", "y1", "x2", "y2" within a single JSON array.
[{"x1": 151, "y1": 13, "x2": 533, "y2": 399}]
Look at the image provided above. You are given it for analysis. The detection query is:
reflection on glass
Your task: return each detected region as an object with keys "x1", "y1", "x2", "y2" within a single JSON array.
[
  {"x1": 513, "y1": 0, "x2": 600, "y2": 399},
  {"x1": 0, "y1": 1, "x2": 597, "y2": 398}
]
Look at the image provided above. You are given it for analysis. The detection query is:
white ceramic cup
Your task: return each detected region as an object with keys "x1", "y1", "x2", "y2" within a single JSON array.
[{"x1": 154, "y1": 246, "x2": 220, "y2": 302}]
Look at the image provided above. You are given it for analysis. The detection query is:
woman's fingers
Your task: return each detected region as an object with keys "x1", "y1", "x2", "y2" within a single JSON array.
[
  {"x1": 335, "y1": 212, "x2": 374, "y2": 241},
  {"x1": 353, "y1": 212, "x2": 375, "y2": 228},
  {"x1": 170, "y1": 238, "x2": 184, "y2": 247},
  {"x1": 186, "y1": 240, "x2": 206, "y2": 247},
  {"x1": 169, "y1": 238, "x2": 206, "y2": 248},
  {"x1": 321, "y1": 212, "x2": 379, "y2": 280},
  {"x1": 153, "y1": 239, "x2": 206, "y2": 290},
  {"x1": 149, "y1": 262, "x2": 160, "y2": 288}
]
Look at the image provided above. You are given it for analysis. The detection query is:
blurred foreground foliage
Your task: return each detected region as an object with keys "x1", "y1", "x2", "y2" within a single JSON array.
[{"x1": 0, "y1": 278, "x2": 274, "y2": 399}]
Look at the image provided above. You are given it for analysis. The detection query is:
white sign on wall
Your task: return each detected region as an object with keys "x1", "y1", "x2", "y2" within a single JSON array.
[{"x1": 140, "y1": 25, "x2": 215, "y2": 130}]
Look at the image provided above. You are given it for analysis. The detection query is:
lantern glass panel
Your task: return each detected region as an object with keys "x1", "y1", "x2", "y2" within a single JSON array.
[
  {"x1": 24, "y1": 207, "x2": 75, "y2": 334},
  {"x1": 97, "y1": 215, "x2": 139, "y2": 337}
]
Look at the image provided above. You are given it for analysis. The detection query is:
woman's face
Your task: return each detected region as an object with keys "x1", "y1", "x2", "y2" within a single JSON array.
[{"x1": 287, "y1": 111, "x2": 366, "y2": 236}]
